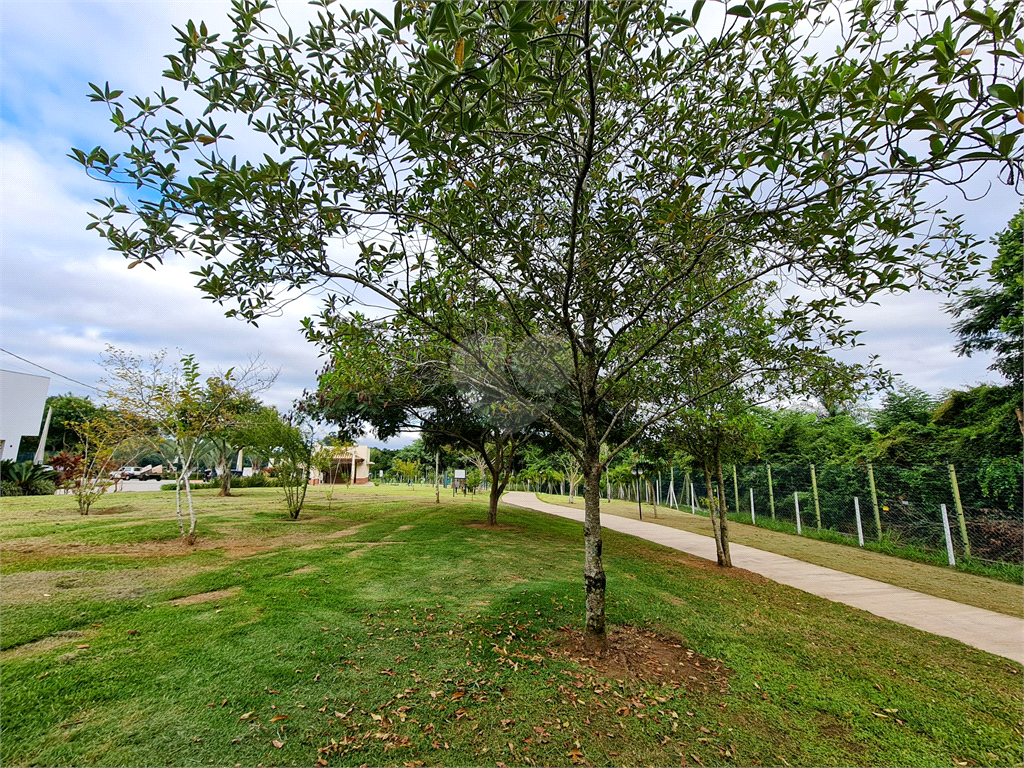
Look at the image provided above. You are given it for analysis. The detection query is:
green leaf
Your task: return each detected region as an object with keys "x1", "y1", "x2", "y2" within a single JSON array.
[
  {"x1": 726, "y1": 5, "x2": 753, "y2": 18},
  {"x1": 988, "y1": 83, "x2": 1019, "y2": 107}
]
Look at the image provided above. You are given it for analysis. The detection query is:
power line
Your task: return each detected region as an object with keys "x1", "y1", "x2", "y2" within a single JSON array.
[{"x1": 0, "y1": 347, "x2": 102, "y2": 393}]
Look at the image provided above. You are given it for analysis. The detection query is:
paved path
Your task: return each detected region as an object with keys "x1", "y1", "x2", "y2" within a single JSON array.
[{"x1": 503, "y1": 492, "x2": 1024, "y2": 663}]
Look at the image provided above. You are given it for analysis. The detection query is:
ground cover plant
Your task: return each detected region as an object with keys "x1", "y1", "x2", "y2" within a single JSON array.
[
  {"x1": 1, "y1": 486, "x2": 1021, "y2": 767},
  {"x1": 534, "y1": 494, "x2": 1023, "y2": 617}
]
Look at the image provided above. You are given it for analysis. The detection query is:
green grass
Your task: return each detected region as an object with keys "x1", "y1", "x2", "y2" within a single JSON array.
[
  {"x1": 1, "y1": 486, "x2": 1021, "y2": 767},
  {"x1": 536, "y1": 493, "x2": 1023, "y2": 616}
]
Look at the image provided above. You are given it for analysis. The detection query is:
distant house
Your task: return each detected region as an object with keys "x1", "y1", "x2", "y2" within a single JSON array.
[
  {"x1": 0, "y1": 370, "x2": 49, "y2": 461},
  {"x1": 310, "y1": 444, "x2": 373, "y2": 485}
]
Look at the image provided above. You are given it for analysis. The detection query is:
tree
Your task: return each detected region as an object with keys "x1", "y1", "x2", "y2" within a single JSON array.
[
  {"x1": 947, "y1": 206, "x2": 1024, "y2": 386},
  {"x1": 101, "y1": 348, "x2": 267, "y2": 541},
  {"x1": 556, "y1": 450, "x2": 584, "y2": 504},
  {"x1": 78, "y1": 0, "x2": 1022, "y2": 646},
  {"x1": 203, "y1": 374, "x2": 275, "y2": 496},
  {"x1": 62, "y1": 416, "x2": 132, "y2": 515},
  {"x1": 304, "y1": 320, "x2": 538, "y2": 525},
  {"x1": 247, "y1": 409, "x2": 314, "y2": 518},
  {"x1": 393, "y1": 458, "x2": 421, "y2": 484},
  {"x1": 663, "y1": 401, "x2": 763, "y2": 567}
]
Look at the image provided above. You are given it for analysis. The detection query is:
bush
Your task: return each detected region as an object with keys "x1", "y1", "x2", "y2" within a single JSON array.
[
  {"x1": 1, "y1": 480, "x2": 23, "y2": 497},
  {"x1": 25, "y1": 478, "x2": 56, "y2": 496}
]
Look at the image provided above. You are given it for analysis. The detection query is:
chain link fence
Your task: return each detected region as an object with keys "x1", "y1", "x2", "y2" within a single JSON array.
[{"x1": 655, "y1": 461, "x2": 1021, "y2": 568}]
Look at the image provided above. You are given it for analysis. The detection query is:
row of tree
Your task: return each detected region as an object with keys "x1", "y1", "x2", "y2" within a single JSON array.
[{"x1": 44, "y1": 348, "x2": 328, "y2": 537}]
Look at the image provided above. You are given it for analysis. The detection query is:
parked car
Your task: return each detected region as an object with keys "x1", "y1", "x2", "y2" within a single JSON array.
[{"x1": 112, "y1": 465, "x2": 163, "y2": 481}]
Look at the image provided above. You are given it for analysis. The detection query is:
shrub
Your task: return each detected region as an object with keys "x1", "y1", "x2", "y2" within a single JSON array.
[
  {"x1": 1, "y1": 480, "x2": 23, "y2": 497},
  {"x1": 26, "y1": 478, "x2": 57, "y2": 496}
]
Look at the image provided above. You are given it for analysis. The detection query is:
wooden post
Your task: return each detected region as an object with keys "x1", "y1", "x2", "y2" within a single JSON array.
[
  {"x1": 794, "y1": 491, "x2": 802, "y2": 534},
  {"x1": 749, "y1": 487, "x2": 756, "y2": 524},
  {"x1": 948, "y1": 464, "x2": 971, "y2": 558},
  {"x1": 867, "y1": 463, "x2": 882, "y2": 541},
  {"x1": 854, "y1": 497, "x2": 865, "y2": 547},
  {"x1": 435, "y1": 452, "x2": 440, "y2": 504},
  {"x1": 766, "y1": 463, "x2": 776, "y2": 519},
  {"x1": 810, "y1": 464, "x2": 821, "y2": 530},
  {"x1": 940, "y1": 504, "x2": 956, "y2": 567},
  {"x1": 732, "y1": 464, "x2": 740, "y2": 518},
  {"x1": 690, "y1": 483, "x2": 696, "y2": 514}
]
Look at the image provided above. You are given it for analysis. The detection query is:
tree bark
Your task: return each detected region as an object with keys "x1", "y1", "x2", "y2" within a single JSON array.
[
  {"x1": 217, "y1": 454, "x2": 232, "y2": 496},
  {"x1": 704, "y1": 466, "x2": 726, "y2": 566},
  {"x1": 582, "y1": 460, "x2": 606, "y2": 649},
  {"x1": 714, "y1": 446, "x2": 732, "y2": 567},
  {"x1": 487, "y1": 474, "x2": 507, "y2": 526}
]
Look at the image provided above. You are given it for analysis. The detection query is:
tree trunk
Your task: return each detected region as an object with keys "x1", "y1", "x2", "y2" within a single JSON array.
[
  {"x1": 704, "y1": 467, "x2": 726, "y2": 566},
  {"x1": 487, "y1": 469, "x2": 507, "y2": 526},
  {"x1": 714, "y1": 447, "x2": 732, "y2": 567},
  {"x1": 582, "y1": 460, "x2": 606, "y2": 650},
  {"x1": 217, "y1": 454, "x2": 232, "y2": 496}
]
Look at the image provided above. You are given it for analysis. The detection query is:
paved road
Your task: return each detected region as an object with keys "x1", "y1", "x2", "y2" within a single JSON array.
[
  {"x1": 503, "y1": 491, "x2": 1024, "y2": 663},
  {"x1": 111, "y1": 479, "x2": 165, "y2": 493}
]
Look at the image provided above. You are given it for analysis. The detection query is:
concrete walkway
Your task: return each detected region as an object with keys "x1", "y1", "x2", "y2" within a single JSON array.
[{"x1": 503, "y1": 492, "x2": 1024, "y2": 663}]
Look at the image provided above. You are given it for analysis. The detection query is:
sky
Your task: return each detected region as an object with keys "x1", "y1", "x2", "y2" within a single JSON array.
[{"x1": 0, "y1": 1, "x2": 1018, "y2": 448}]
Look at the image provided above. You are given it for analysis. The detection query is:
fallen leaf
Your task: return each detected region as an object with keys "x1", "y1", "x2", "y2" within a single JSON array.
[
  {"x1": 76, "y1": 644, "x2": 90, "y2": 650},
  {"x1": 872, "y1": 712, "x2": 888, "y2": 719},
  {"x1": 231, "y1": 738, "x2": 241, "y2": 744},
  {"x1": 270, "y1": 715, "x2": 289, "y2": 723},
  {"x1": 239, "y1": 712, "x2": 255, "y2": 721},
  {"x1": 272, "y1": 740, "x2": 284, "y2": 749}
]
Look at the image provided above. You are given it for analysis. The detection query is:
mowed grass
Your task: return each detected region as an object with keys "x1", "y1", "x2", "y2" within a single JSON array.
[
  {"x1": 0, "y1": 486, "x2": 1021, "y2": 768},
  {"x1": 536, "y1": 493, "x2": 1024, "y2": 617}
]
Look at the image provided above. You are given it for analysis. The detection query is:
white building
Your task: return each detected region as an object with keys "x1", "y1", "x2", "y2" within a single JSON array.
[
  {"x1": 0, "y1": 370, "x2": 50, "y2": 461},
  {"x1": 309, "y1": 444, "x2": 373, "y2": 485}
]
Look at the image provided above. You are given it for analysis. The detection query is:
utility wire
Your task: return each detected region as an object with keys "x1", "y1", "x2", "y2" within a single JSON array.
[{"x1": 0, "y1": 347, "x2": 102, "y2": 393}]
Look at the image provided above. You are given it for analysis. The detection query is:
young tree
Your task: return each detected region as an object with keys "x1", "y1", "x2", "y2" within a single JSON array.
[
  {"x1": 77, "y1": 0, "x2": 1022, "y2": 646},
  {"x1": 556, "y1": 450, "x2": 584, "y2": 504},
  {"x1": 63, "y1": 417, "x2": 132, "y2": 515},
  {"x1": 203, "y1": 375, "x2": 275, "y2": 496},
  {"x1": 247, "y1": 409, "x2": 314, "y2": 519},
  {"x1": 101, "y1": 348, "x2": 269, "y2": 541}
]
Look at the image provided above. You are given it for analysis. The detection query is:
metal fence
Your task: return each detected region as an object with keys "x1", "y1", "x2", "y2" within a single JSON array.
[
  {"x1": 674, "y1": 462, "x2": 1021, "y2": 566},
  {"x1": 522, "y1": 461, "x2": 1022, "y2": 568}
]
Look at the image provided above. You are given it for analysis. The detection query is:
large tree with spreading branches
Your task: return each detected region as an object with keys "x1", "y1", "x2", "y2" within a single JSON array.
[{"x1": 77, "y1": 0, "x2": 1022, "y2": 646}]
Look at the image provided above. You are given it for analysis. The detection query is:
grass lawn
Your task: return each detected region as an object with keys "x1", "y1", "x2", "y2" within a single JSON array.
[
  {"x1": 1, "y1": 486, "x2": 1021, "y2": 767},
  {"x1": 535, "y1": 494, "x2": 1023, "y2": 618}
]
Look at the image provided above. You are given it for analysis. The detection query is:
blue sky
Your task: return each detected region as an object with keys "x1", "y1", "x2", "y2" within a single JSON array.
[{"x1": 0, "y1": 1, "x2": 1017, "y2": 444}]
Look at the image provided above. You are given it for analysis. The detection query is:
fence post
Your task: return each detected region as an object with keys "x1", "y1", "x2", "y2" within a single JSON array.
[
  {"x1": 767, "y1": 463, "x2": 776, "y2": 520},
  {"x1": 940, "y1": 504, "x2": 956, "y2": 567},
  {"x1": 733, "y1": 464, "x2": 740, "y2": 519},
  {"x1": 810, "y1": 464, "x2": 821, "y2": 530},
  {"x1": 854, "y1": 497, "x2": 864, "y2": 547},
  {"x1": 690, "y1": 483, "x2": 696, "y2": 514},
  {"x1": 867, "y1": 463, "x2": 882, "y2": 542},
  {"x1": 948, "y1": 464, "x2": 971, "y2": 558},
  {"x1": 794, "y1": 491, "x2": 802, "y2": 534},
  {"x1": 749, "y1": 487, "x2": 756, "y2": 524}
]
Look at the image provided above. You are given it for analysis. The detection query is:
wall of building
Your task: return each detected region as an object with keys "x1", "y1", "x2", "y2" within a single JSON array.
[
  {"x1": 310, "y1": 444, "x2": 373, "y2": 485},
  {"x1": 0, "y1": 370, "x2": 50, "y2": 461}
]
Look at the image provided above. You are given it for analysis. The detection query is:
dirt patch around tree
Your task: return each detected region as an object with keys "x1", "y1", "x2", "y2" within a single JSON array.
[
  {"x1": 169, "y1": 587, "x2": 239, "y2": 607},
  {"x1": 551, "y1": 625, "x2": 732, "y2": 694}
]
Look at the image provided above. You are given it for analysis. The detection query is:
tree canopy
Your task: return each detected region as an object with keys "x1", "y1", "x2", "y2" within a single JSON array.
[{"x1": 947, "y1": 206, "x2": 1024, "y2": 385}]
